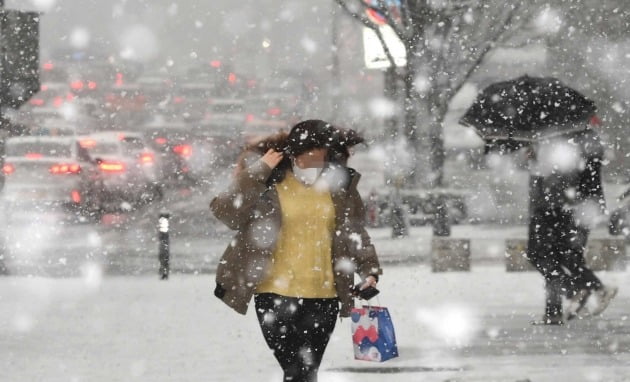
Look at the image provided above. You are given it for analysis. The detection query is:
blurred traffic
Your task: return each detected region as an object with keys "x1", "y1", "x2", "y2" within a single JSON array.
[{"x1": 1, "y1": 54, "x2": 314, "y2": 225}]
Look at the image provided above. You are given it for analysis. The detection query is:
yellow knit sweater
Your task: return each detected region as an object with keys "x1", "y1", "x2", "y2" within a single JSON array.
[{"x1": 256, "y1": 172, "x2": 337, "y2": 298}]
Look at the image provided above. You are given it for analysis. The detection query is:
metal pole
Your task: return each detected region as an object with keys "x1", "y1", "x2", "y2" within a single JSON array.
[
  {"x1": 432, "y1": 194, "x2": 451, "y2": 237},
  {"x1": 0, "y1": 0, "x2": 7, "y2": 274},
  {"x1": 0, "y1": 0, "x2": 5, "y2": 112},
  {"x1": 331, "y1": 3, "x2": 341, "y2": 120},
  {"x1": 0, "y1": 1, "x2": 6, "y2": 192},
  {"x1": 158, "y1": 212, "x2": 170, "y2": 280}
]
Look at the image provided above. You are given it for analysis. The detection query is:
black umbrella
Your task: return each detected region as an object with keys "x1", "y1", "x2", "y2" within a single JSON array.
[{"x1": 460, "y1": 75, "x2": 597, "y2": 143}]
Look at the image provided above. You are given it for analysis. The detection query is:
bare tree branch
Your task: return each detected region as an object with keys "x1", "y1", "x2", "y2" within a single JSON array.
[
  {"x1": 448, "y1": 4, "x2": 522, "y2": 103},
  {"x1": 334, "y1": 0, "x2": 380, "y2": 30},
  {"x1": 373, "y1": 25, "x2": 398, "y2": 68},
  {"x1": 399, "y1": 0, "x2": 413, "y2": 31}
]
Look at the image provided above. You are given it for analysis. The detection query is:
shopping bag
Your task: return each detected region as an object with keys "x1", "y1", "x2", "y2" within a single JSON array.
[{"x1": 350, "y1": 305, "x2": 399, "y2": 362}]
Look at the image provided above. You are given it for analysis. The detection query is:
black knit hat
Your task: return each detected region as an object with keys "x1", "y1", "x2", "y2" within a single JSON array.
[{"x1": 285, "y1": 119, "x2": 334, "y2": 157}]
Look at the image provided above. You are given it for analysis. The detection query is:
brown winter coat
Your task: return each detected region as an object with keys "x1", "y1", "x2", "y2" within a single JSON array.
[{"x1": 210, "y1": 160, "x2": 382, "y2": 317}]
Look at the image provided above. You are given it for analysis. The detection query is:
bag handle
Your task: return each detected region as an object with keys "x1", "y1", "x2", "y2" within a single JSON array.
[{"x1": 356, "y1": 295, "x2": 381, "y2": 310}]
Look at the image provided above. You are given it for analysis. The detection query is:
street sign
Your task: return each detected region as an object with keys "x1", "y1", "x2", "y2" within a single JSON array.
[
  {"x1": 364, "y1": 0, "x2": 402, "y2": 25},
  {"x1": 361, "y1": 0, "x2": 406, "y2": 69},
  {"x1": 0, "y1": 10, "x2": 40, "y2": 109},
  {"x1": 363, "y1": 25, "x2": 406, "y2": 69}
]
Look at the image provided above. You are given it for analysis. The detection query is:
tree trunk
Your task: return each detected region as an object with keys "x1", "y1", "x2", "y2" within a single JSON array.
[
  {"x1": 383, "y1": 67, "x2": 400, "y2": 139},
  {"x1": 402, "y1": 39, "x2": 431, "y2": 188},
  {"x1": 429, "y1": 114, "x2": 445, "y2": 187},
  {"x1": 414, "y1": 96, "x2": 444, "y2": 188}
]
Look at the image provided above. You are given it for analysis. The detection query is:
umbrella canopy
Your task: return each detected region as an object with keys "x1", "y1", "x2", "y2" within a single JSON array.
[{"x1": 460, "y1": 75, "x2": 597, "y2": 142}]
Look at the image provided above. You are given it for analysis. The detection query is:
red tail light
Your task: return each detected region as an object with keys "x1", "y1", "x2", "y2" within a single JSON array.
[
  {"x1": 87, "y1": 81, "x2": 97, "y2": 90},
  {"x1": 70, "y1": 80, "x2": 84, "y2": 91},
  {"x1": 173, "y1": 144, "x2": 192, "y2": 158},
  {"x1": 52, "y1": 96, "x2": 64, "y2": 108},
  {"x1": 99, "y1": 161, "x2": 125, "y2": 173},
  {"x1": 245, "y1": 114, "x2": 255, "y2": 122},
  {"x1": 228, "y1": 72, "x2": 237, "y2": 84},
  {"x1": 139, "y1": 152, "x2": 154, "y2": 164},
  {"x1": 25, "y1": 152, "x2": 43, "y2": 159},
  {"x1": 79, "y1": 139, "x2": 97, "y2": 149},
  {"x1": 71, "y1": 190, "x2": 82, "y2": 203},
  {"x1": 267, "y1": 108, "x2": 281, "y2": 116},
  {"x1": 115, "y1": 72, "x2": 124, "y2": 86},
  {"x1": 50, "y1": 163, "x2": 81, "y2": 174},
  {"x1": 29, "y1": 98, "x2": 45, "y2": 106},
  {"x1": 2, "y1": 163, "x2": 15, "y2": 175},
  {"x1": 154, "y1": 137, "x2": 168, "y2": 145},
  {"x1": 173, "y1": 96, "x2": 185, "y2": 104}
]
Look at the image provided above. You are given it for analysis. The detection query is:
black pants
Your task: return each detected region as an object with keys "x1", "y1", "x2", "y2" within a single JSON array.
[
  {"x1": 528, "y1": 208, "x2": 603, "y2": 316},
  {"x1": 254, "y1": 293, "x2": 339, "y2": 382}
]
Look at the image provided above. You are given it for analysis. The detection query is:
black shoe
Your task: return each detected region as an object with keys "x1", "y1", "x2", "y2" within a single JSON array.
[
  {"x1": 566, "y1": 289, "x2": 591, "y2": 321},
  {"x1": 591, "y1": 285, "x2": 619, "y2": 316}
]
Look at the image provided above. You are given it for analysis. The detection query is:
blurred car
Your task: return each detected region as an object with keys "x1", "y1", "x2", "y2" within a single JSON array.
[
  {"x1": 173, "y1": 82, "x2": 216, "y2": 121},
  {"x1": 185, "y1": 61, "x2": 244, "y2": 97},
  {"x1": 140, "y1": 116, "x2": 240, "y2": 186},
  {"x1": 80, "y1": 131, "x2": 162, "y2": 211},
  {"x1": 27, "y1": 82, "x2": 75, "y2": 109},
  {"x1": 136, "y1": 73, "x2": 177, "y2": 114},
  {"x1": 198, "y1": 97, "x2": 248, "y2": 142},
  {"x1": 139, "y1": 117, "x2": 198, "y2": 187},
  {"x1": 28, "y1": 119, "x2": 76, "y2": 136},
  {"x1": 104, "y1": 83, "x2": 147, "y2": 113},
  {"x1": 245, "y1": 93, "x2": 301, "y2": 123},
  {"x1": 1, "y1": 135, "x2": 105, "y2": 222},
  {"x1": 16, "y1": 100, "x2": 103, "y2": 135}
]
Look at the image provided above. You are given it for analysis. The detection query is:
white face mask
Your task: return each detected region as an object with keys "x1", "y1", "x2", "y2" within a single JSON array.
[{"x1": 292, "y1": 163, "x2": 322, "y2": 185}]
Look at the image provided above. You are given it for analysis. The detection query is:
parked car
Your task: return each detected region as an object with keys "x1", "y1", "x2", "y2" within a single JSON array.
[
  {"x1": 1, "y1": 135, "x2": 105, "y2": 222},
  {"x1": 80, "y1": 131, "x2": 162, "y2": 211}
]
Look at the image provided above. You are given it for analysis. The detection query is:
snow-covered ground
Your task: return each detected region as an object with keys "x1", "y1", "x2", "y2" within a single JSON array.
[{"x1": 2, "y1": 262, "x2": 629, "y2": 382}]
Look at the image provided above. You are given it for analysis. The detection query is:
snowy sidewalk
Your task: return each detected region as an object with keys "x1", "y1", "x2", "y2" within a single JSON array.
[{"x1": 1, "y1": 264, "x2": 629, "y2": 381}]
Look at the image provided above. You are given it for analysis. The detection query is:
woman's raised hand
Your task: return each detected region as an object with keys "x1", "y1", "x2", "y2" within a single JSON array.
[
  {"x1": 360, "y1": 275, "x2": 378, "y2": 290},
  {"x1": 261, "y1": 149, "x2": 284, "y2": 169}
]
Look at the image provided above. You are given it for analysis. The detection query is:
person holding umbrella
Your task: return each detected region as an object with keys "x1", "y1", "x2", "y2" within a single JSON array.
[
  {"x1": 527, "y1": 123, "x2": 617, "y2": 324},
  {"x1": 461, "y1": 75, "x2": 618, "y2": 325}
]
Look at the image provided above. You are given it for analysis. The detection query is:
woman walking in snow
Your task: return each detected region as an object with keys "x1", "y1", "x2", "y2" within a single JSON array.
[{"x1": 211, "y1": 119, "x2": 382, "y2": 381}]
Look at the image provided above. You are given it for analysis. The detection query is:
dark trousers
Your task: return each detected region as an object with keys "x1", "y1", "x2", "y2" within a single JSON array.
[
  {"x1": 254, "y1": 293, "x2": 339, "y2": 382},
  {"x1": 528, "y1": 207, "x2": 603, "y2": 316}
]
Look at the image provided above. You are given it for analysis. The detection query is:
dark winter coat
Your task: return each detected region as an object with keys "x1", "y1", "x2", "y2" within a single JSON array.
[
  {"x1": 530, "y1": 129, "x2": 606, "y2": 214},
  {"x1": 210, "y1": 160, "x2": 382, "y2": 317},
  {"x1": 527, "y1": 129, "x2": 606, "y2": 270}
]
